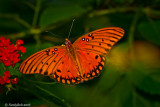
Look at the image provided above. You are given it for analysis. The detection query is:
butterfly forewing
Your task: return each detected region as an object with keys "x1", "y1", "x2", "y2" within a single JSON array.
[
  {"x1": 19, "y1": 46, "x2": 67, "y2": 75},
  {"x1": 73, "y1": 27, "x2": 124, "y2": 55}
]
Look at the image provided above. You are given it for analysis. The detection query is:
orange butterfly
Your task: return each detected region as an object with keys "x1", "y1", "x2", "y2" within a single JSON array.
[{"x1": 19, "y1": 27, "x2": 124, "y2": 84}]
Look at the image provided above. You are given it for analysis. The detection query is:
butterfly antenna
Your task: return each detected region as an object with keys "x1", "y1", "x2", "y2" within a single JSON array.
[
  {"x1": 45, "y1": 31, "x2": 59, "y2": 37},
  {"x1": 68, "y1": 19, "x2": 75, "y2": 39}
]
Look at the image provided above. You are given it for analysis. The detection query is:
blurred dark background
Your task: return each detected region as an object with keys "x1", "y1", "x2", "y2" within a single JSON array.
[{"x1": 0, "y1": 0, "x2": 160, "y2": 107}]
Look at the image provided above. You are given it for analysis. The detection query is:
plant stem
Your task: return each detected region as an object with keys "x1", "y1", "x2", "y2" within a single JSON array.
[
  {"x1": 27, "y1": 79, "x2": 57, "y2": 85},
  {"x1": 128, "y1": 7, "x2": 140, "y2": 65},
  {"x1": 89, "y1": 6, "x2": 160, "y2": 18},
  {"x1": 2, "y1": 32, "x2": 27, "y2": 39},
  {"x1": 35, "y1": 85, "x2": 66, "y2": 103},
  {"x1": 23, "y1": 1, "x2": 35, "y2": 10},
  {"x1": 0, "y1": 14, "x2": 31, "y2": 28},
  {"x1": 34, "y1": 34, "x2": 41, "y2": 50},
  {"x1": 32, "y1": 0, "x2": 41, "y2": 28}
]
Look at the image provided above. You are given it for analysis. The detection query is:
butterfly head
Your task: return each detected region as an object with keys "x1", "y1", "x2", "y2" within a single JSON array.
[{"x1": 65, "y1": 38, "x2": 72, "y2": 46}]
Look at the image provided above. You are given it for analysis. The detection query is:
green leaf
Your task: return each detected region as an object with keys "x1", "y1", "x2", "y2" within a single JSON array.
[
  {"x1": 138, "y1": 21, "x2": 160, "y2": 46},
  {"x1": 7, "y1": 63, "x2": 22, "y2": 77},
  {"x1": 128, "y1": 66, "x2": 160, "y2": 95},
  {"x1": 40, "y1": 5, "x2": 87, "y2": 28},
  {"x1": 0, "y1": 62, "x2": 22, "y2": 77},
  {"x1": 137, "y1": 70, "x2": 160, "y2": 95},
  {"x1": 97, "y1": 65, "x2": 124, "y2": 92},
  {"x1": 86, "y1": 16, "x2": 113, "y2": 29},
  {"x1": 0, "y1": 63, "x2": 5, "y2": 76}
]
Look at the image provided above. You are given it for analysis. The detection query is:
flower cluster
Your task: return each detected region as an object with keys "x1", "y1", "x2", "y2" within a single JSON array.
[
  {"x1": 0, "y1": 37, "x2": 26, "y2": 67},
  {"x1": 0, "y1": 71, "x2": 18, "y2": 85}
]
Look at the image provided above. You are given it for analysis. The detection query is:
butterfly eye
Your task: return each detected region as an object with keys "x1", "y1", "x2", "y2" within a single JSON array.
[{"x1": 82, "y1": 38, "x2": 85, "y2": 41}]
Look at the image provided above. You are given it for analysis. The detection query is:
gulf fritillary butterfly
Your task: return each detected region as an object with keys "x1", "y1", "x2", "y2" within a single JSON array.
[{"x1": 19, "y1": 27, "x2": 124, "y2": 84}]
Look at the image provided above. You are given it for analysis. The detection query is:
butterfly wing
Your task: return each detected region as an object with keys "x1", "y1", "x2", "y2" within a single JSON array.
[
  {"x1": 19, "y1": 27, "x2": 124, "y2": 84},
  {"x1": 19, "y1": 46, "x2": 82, "y2": 84},
  {"x1": 19, "y1": 46, "x2": 67, "y2": 75},
  {"x1": 73, "y1": 27, "x2": 124, "y2": 80},
  {"x1": 51, "y1": 54, "x2": 84, "y2": 84}
]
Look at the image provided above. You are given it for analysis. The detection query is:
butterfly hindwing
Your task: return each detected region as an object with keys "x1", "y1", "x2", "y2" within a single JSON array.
[
  {"x1": 77, "y1": 50, "x2": 106, "y2": 81},
  {"x1": 50, "y1": 54, "x2": 83, "y2": 84}
]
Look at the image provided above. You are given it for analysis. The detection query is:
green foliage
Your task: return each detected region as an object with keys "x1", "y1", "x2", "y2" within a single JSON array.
[
  {"x1": 0, "y1": 0, "x2": 160, "y2": 107},
  {"x1": 138, "y1": 21, "x2": 160, "y2": 46},
  {"x1": 129, "y1": 67, "x2": 160, "y2": 95},
  {"x1": 40, "y1": 5, "x2": 88, "y2": 28}
]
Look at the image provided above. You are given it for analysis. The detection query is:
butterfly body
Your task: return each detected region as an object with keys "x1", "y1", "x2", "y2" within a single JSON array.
[
  {"x1": 19, "y1": 27, "x2": 124, "y2": 84},
  {"x1": 65, "y1": 39, "x2": 76, "y2": 60},
  {"x1": 64, "y1": 38, "x2": 82, "y2": 78}
]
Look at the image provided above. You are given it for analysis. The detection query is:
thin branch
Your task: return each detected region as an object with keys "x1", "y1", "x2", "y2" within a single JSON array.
[
  {"x1": 89, "y1": 7, "x2": 137, "y2": 17},
  {"x1": 32, "y1": 0, "x2": 41, "y2": 27},
  {"x1": 35, "y1": 85, "x2": 65, "y2": 103},
  {"x1": 2, "y1": 32, "x2": 27, "y2": 39},
  {"x1": 89, "y1": 6, "x2": 160, "y2": 18},
  {"x1": 42, "y1": 35, "x2": 65, "y2": 43},
  {"x1": 23, "y1": 1, "x2": 35, "y2": 10},
  {"x1": 0, "y1": 14, "x2": 31, "y2": 28}
]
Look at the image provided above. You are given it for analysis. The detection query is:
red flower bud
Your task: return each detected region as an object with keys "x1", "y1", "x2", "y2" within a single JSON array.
[
  {"x1": 16, "y1": 39, "x2": 23, "y2": 45},
  {"x1": 11, "y1": 78, "x2": 18, "y2": 84}
]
